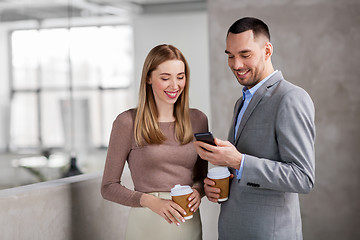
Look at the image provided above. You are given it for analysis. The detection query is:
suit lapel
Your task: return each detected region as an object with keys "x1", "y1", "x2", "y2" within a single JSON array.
[
  {"x1": 234, "y1": 71, "x2": 283, "y2": 146},
  {"x1": 228, "y1": 98, "x2": 243, "y2": 144}
]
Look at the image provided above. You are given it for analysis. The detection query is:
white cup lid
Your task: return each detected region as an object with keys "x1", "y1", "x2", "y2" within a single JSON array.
[
  {"x1": 170, "y1": 184, "x2": 193, "y2": 196},
  {"x1": 207, "y1": 166, "x2": 230, "y2": 179}
]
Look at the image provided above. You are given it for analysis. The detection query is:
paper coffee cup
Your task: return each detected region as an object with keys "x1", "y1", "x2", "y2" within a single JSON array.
[
  {"x1": 207, "y1": 167, "x2": 231, "y2": 202},
  {"x1": 170, "y1": 184, "x2": 194, "y2": 220}
]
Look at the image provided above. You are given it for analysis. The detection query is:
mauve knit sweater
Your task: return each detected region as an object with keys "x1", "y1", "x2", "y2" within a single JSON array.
[{"x1": 101, "y1": 108, "x2": 208, "y2": 207}]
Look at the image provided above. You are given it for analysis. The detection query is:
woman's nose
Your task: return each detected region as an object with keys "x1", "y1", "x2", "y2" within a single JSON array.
[{"x1": 170, "y1": 78, "x2": 178, "y2": 88}]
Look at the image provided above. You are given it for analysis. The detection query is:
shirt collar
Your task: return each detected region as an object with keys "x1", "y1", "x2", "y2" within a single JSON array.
[{"x1": 242, "y1": 70, "x2": 278, "y2": 100}]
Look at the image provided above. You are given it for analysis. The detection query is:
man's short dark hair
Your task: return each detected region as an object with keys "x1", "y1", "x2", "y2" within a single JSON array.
[{"x1": 227, "y1": 17, "x2": 270, "y2": 41}]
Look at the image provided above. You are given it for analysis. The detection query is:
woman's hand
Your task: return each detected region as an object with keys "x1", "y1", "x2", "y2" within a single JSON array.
[
  {"x1": 140, "y1": 194, "x2": 187, "y2": 225},
  {"x1": 188, "y1": 188, "x2": 201, "y2": 212}
]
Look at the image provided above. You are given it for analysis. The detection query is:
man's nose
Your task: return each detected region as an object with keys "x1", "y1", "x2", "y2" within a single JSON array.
[{"x1": 233, "y1": 57, "x2": 244, "y2": 69}]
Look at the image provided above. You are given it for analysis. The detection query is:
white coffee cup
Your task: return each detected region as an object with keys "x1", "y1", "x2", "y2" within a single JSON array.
[
  {"x1": 170, "y1": 184, "x2": 194, "y2": 220},
  {"x1": 207, "y1": 167, "x2": 231, "y2": 202}
]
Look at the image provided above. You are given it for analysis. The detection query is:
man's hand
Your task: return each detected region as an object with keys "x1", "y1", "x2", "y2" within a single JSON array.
[
  {"x1": 204, "y1": 175, "x2": 234, "y2": 203},
  {"x1": 204, "y1": 178, "x2": 221, "y2": 203},
  {"x1": 194, "y1": 138, "x2": 242, "y2": 169}
]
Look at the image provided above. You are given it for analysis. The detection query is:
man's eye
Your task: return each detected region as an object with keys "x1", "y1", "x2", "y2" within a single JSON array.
[
  {"x1": 242, "y1": 55, "x2": 250, "y2": 58},
  {"x1": 228, "y1": 55, "x2": 234, "y2": 59}
]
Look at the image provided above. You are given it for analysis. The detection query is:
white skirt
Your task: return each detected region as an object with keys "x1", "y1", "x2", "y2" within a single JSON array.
[{"x1": 125, "y1": 192, "x2": 202, "y2": 240}]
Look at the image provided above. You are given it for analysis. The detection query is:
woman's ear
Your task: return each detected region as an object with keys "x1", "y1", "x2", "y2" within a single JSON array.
[{"x1": 147, "y1": 77, "x2": 152, "y2": 84}]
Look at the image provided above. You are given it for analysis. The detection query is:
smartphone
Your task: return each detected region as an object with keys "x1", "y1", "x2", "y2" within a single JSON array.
[{"x1": 194, "y1": 132, "x2": 216, "y2": 146}]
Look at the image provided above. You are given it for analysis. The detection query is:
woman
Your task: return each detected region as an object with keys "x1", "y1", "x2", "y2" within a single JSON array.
[{"x1": 101, "y1": 44, "x2": 208, "y2": 240}]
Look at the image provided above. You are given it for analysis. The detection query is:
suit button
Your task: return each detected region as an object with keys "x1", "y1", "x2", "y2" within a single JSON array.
[{"x1": 247, "y1": 182, "x2": 260, "y2": 187}]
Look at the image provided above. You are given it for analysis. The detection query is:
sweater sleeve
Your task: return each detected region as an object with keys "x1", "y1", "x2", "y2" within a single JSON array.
[
  {"x1": 191, "y1": 109, "x2": 209, "y2": 196},
  {"x1": 101, "y1": 110, "x2": 143, "y2": 207}
]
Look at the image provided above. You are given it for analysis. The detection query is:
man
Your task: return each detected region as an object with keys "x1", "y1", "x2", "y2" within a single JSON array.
[{"x1": 193, "y1": 17, "x2": 315, "y2": 239}]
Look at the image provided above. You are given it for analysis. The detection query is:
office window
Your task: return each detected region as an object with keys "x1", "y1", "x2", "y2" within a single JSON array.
[{"x1": 9, "y1": 25, "x2": 134, "y2": 150}]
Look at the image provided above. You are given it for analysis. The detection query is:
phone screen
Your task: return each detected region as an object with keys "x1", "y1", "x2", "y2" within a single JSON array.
[{"x1": 194, "y1": 132, "x2": 216, "y2": 146}]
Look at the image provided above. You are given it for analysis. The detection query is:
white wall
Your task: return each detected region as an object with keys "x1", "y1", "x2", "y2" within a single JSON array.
[
  {"x1": 133, "y1": 11, "x2": 211, "y2": 125},
  {"x1": 0, "y1": 26, "x2": 10, "y2": 152}
]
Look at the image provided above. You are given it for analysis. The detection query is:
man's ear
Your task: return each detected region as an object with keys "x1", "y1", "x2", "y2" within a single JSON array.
[{"x1": 264, "y1": 42, "x2": 273, "y2": 60}]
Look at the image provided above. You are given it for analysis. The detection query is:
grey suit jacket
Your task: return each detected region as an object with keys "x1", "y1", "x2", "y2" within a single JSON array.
[{"x1": 218, "y1": 71, "x2": 315, "y2": 240}]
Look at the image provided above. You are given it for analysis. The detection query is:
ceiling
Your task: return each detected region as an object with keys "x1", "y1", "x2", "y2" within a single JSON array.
[{"x1": 0, "y1": 0, "x2": 207, "y2": 22}]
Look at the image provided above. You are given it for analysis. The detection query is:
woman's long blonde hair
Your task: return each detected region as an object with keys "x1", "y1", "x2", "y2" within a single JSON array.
[{"x1": 134, "y1": 44, "x2": 193, "y2": 146}]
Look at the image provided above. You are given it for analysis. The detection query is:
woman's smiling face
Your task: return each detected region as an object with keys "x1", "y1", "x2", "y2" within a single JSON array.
[{"x1": 148, "y1": 59, "x2": 186, "y2": 108}]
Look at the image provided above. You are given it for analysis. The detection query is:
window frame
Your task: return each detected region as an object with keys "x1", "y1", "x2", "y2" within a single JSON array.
[{"x1": 8, "y1": 23, "x2": 134, "y2": 152}]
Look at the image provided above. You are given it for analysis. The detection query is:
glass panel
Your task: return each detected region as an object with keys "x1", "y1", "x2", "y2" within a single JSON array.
[
  {"x1": 39, "y1": 28, "x2": 69, "y2": 88},
  {"x1": 98, "y1": 26, "x2": 133, "y2": 88},
  {"x1": 70, "y1": 25, "x2": 134, "y2": 89},
  {"x1": 85, "y1": 91, "x2": 102, "y2": 148},
  {"x1": 10, "y1": 25, "x2": 134, "y2": 150},
  {"x1": 70, "y1": 26, "x2": 99, "y2": 88},
  {"x1": 71, "y1": 90, "x2": 100, "y2": 148},
  {"x1": 102, "y1": 89, "x2": 134, "y2": 146},
  {"x1": 10, "y1": 92, "x2": 39, "y2": 148},
  {"x1": 11, "y1": 30, "x2": 39, "y2": 90},
  {"x1": 41, "y1": 91, "x2": 68, "y2": 147}
]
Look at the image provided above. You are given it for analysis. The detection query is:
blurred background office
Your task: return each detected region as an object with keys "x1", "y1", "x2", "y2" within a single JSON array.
[
  {"x1": 0, "y1": 0, "x2": 359, "y2": 240},
  {"x1": 0, "y1": 0, "x2": 210, "y2": 186}
]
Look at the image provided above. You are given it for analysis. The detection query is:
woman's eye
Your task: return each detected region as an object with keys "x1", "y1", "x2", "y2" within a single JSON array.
[
  {"x1": 178, "y1": 76, "x2": 184, "y2": 80},
  {"x1": 161, "y1": 78, "x2": 169, "y2": 81}
]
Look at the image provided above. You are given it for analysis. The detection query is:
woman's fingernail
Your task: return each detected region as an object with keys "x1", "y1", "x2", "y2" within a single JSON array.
[
  {"x1": 176, "y1": 223, "x2": 180, "y2": 226},
  {"x1": 191, "y1": 208, "x2": 194, "y2": 212},
  {"x1": 188, "y1": 204, "x2": 191, "y2": 207},
  {"x1": 182, "y1": 219, "x2": 185, "y2": 223},
  {"x1": 184, "y1": 212, "x2": 187, "y2": 215}
]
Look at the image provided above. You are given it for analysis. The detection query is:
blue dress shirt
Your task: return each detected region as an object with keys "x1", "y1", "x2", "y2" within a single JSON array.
[{"x1": 235, "y1": 70, "x2": 278, "y2": 179}]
